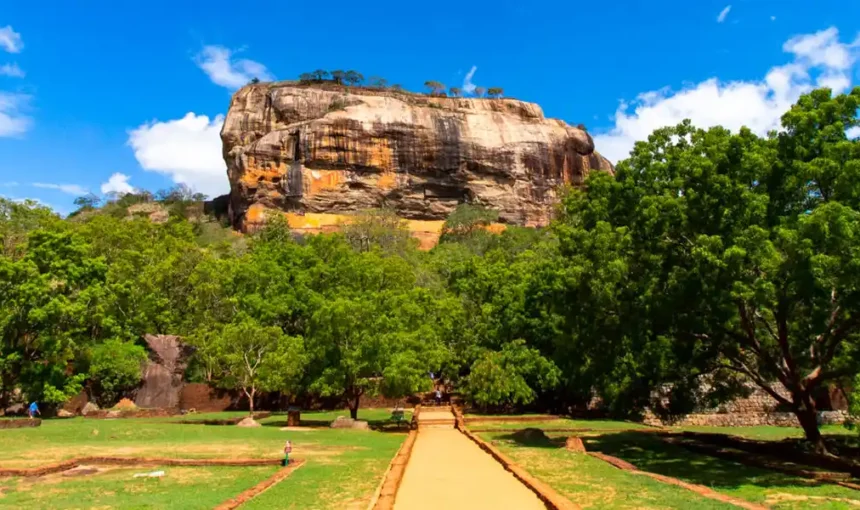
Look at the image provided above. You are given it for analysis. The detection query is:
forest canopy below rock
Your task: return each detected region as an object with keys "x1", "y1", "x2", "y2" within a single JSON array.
[{"x1": 1, "y1": 87, "x2": 858, "y2": 453}]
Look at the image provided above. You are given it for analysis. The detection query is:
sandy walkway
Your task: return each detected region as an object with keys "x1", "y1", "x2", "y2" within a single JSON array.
[{"x1": 394, "y1": 413, "x2": 545, "y2": 510}]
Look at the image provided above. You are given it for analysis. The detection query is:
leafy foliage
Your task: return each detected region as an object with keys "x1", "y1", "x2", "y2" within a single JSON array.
[{"x1": 89, "y1": 338, "x2": 147, "y2": 406}]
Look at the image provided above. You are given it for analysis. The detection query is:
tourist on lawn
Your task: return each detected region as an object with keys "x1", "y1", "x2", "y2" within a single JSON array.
[
  {"x1": 28, "y1": 401, "x2": 40, "y2": 419},
  {"x1": 283, "y1": 440, "x2": 292, "y2": 466}
]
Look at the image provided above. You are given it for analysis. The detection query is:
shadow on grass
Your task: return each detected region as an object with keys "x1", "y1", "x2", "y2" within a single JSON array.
[
  {"x1": 583, "y1": 431, "x2": 834, "y2": 491},
  {"x1": 260, "y1": 419, "x2": 411, "y2": 433},
  {"x1": 494, "y1": 429, "x2": 568, "y2": 449}
]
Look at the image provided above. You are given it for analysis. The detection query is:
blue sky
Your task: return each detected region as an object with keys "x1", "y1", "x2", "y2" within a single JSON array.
[{"x1": 1, "y1": 0, "x2": 859, "y2": 214}]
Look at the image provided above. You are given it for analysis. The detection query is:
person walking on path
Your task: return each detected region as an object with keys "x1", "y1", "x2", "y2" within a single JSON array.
[
  {"x1": 28, "y1": 401, "x2": 40, "y2": 420},
  {"x1": 434, "y1": 389, "x2": 442, "y2": 406}
]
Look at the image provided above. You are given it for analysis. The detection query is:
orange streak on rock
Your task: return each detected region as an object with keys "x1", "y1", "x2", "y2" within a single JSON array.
[
  {"x1": 303, "y1": 169, "x2": 345, "y2": 195},
  {"x1": 240, "y1": 157, "x2": 286, "y2": 186}
]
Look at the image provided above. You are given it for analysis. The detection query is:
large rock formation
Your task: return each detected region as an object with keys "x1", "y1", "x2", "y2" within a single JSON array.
[
  {"x1": 134, "y1": 335, "x2": 194, "y2": 409},
  {"x1": 221, "y1": 83, "x2": 614, "y2": 247}
]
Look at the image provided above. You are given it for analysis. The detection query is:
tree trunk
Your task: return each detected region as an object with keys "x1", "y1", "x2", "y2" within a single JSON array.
[
  {"x1": 349, "y1": 393, "x2": 360, "y2": 420},
  {"x1": 246, "y1": 388, "x2": 255, "y2": 416},
  {"x1": 795, "y1": 404, "x2": 827, "y2": 454}
]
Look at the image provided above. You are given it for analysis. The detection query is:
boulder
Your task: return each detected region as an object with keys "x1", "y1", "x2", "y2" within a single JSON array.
[
  {"x1": 237, "y1": 416, "x2": 261, "y2": 428},
  {"x1": 57, "y1": 409, "x2": 75, "y2": 418},
  {"x1": 105, "y1": 410, "x2": 121, "y2": 418},
  {"x1": 62, "y1": 391, "x2": 89, "y2": 415},
  {"x1": 350, "y1": 420, "x2": 370, "y2": 430},
  {"x1": 4, "y1": 403, "x2": 24, "y2": 416},
  {"x1": 134, "y1": 335, "x2": 195, "y2": 410},
  {"x1": 81, "y1": 402, "x2": 100, "y2": 416},
  {"x1": 221, "y1": 83, "x2": 614, "y2": 249},
  {"x1": 565, "y1": 436, "x2": 586, "y2": 453},
  {"x1": 330, "y1": 416, "x2": 355, "y2": 429}
]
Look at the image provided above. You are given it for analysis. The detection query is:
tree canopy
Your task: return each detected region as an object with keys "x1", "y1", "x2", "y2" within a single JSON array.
[{"x1": 2, "y1": 87, "x2": 857, "y2": 453}]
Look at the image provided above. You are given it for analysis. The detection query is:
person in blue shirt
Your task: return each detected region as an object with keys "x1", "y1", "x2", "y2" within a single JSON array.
[{"x1": 28, "y1": 401, "x2": 40, "y2": 419}]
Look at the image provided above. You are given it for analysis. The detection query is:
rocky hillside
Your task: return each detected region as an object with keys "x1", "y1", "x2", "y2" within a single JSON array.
[{"x1": 221, "y1": 82, "x2": 614, "y2": 246}]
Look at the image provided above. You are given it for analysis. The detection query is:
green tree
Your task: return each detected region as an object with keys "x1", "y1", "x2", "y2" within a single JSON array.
[
  {"x1": 368, "y1": 76, "x2": 387, "y2": 88},
  {"x1": 311, "y1": 69, "x2": 330, "y2": 82},
  {"x1": 306, "y1": 245, "x2": 450, "y2": 419},
  {"x1": 214, "y1": 319, "x2": 305, "y2": 414},
  {"x1": 73, "y1": 194, "x2": 102, "y2": 211},
  {"x1": 439, "y1": 204, "x2": 500, "y2": 246},
  {"x1": 298, "y1": 72, "x2": 314, "y2": 84},
  {"x1": 330, "y1": 70, "x2": 345, "y2": 85},
  {"x1": 424, "y1": 81, "x2": 445, "y2": 96},
  {"x1": 555, "y1": 87, "x2": 860, "y2": 452},
  {"x1": 344, "y1": 70, "x2": 364, "y2": 86},
  {"x1": 0, "y1": 197, "x2": 59, "y2": 258},
  {"x1": 449, "y1": 87, "x2": 461, "y2": 97},
  {"x1": 0, "y1": 227, "x2": 108, "y2": 407},
  {"x1": 463, "y1": 340, "x2": 560, "y2": 409},
  {"x1": 487, "y1": 87, "x2": 504, "y2": 98},
  {"x1": 474, "y1": 87, "x2": 486, "y2": 98},
  {"x1": 342, "y1": 208, "x2": 414, "y2": 254},
  {"x1": 89, "y1": 338, "x2": 147, "y2": 406}
]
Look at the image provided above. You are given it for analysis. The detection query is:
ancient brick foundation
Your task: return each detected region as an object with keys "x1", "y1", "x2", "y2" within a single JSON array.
[{"x1": 643, "y1": 383, "x2": 852, "y2": 427}]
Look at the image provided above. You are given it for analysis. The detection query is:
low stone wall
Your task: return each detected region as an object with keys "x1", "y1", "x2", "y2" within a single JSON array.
[
  {"x1": 0, "y1": 419, "x2": 40, "y2": 429},
  {"x1": 649, "y1": 410, "x2": 850, "y2": 428},
  {"x1": 644, "y1": 382, "x2": 852, "y2": 427},
  {"x1": 85, "y1": 409, "x2": 175, "y2": 419}
]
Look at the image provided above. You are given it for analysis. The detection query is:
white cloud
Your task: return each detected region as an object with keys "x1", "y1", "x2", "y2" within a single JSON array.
[
  {"x1": 1, "y1": 181, "x2": 18, "y2": 187},
  {"x1": 0, "y1": 92, "x2": 32, "y2": 137},
  {"x1": 785, "y1": 27, "x2": 854, "y2": 70},
  {"x1": 194, "y1": 45, "x2": 273, "y2": 90},
  {"x1": 462, "y1": 65, "x2": 478, "y2": 94},
  {"x1": 32, "y1": 182, "x2": 89, "y2": 196},
  {"x1": 594, "y1": 27, "x2": 860, "y2": 163},
  {"x1": 100, "y1": 173, "x2": 135, "y2": 195},
  {"x1": 0, "y1": 63, "x2": 24, "y2": 78},
  {"x1": 128, "y1": 112, "x2": 228, "y2": 197},
  {"x1": 0, "y1": 26, "x2": 22, "y2": 53},
  {"x1": 717, "y1": 5, "x2": 732, "y2": 23},
  {"x1": 771, "y1": 16, "x2": 777, "y2": 22},
  {"x1": 848, "y1": 126, "x2": 860, "y2": 139}
]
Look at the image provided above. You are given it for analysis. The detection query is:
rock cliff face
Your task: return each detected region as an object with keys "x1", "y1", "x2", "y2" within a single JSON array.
[
  {"x1": 221, "y1": 83, "x2": 613, "y2": 246},
  {"x1": 134, "y1": 335, "x2": 194, "y2": 410}
]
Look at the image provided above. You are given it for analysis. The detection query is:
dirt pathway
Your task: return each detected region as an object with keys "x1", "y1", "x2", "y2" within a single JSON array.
[{"x1": 394, "y1": 410, "x2": 545, "y2": 510}]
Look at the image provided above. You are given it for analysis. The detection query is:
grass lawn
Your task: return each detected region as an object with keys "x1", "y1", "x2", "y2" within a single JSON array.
[
  {"x1": 467, "y1": 418, "x2": 652, "y2": 431},
  {"x1": 673, "y1": 424, "x2": 854, "y2": 441},
  {"x1": 481, "y1": 431, "x2": 735, "y2": 509},
  {"x1": 465, "y1": 412, "x2": 559, "y2": 418},
  {"x1": 160, "y1": 408, "x2": 412, "y2": 425},
  {"x1": 0, "y1": 465, "x2": 276, "y2": 509},
  {"x1": 585, "y1": 430, "x2": 860, "y2": 509},
  {"x1": 0, "y1": 415, "x2": 405, "y2": 509}
]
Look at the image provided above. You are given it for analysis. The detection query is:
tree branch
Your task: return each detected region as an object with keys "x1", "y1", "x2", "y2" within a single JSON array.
[{"x1": 726, "y1": 358, "x2": 793, "y2": 407}]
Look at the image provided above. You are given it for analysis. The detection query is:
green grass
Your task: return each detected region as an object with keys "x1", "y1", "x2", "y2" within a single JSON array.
[
  {"x1": 585, "y1": 431, "x2": 860, "y2": 509},
  {"x1": 673, "y1": 424, "x2": 854, "y2": 441},
  {"x1": 0, "y1": 466, "x2": 276, "y2": 509},
  {"x1": 481, "y1": 431, "x2": 734, "y2": 509},
  {"x1": 157, "y1": 408, "x2": 412, "y2": 427},
  {"x1": 0, "y1": 415, "x2": 406, "y2": 509},
  {"x1": 465, "y1": 412, "x2": 559, "y2": 418},
  {"x1": 467, "y1": 418, "x2": 652, "y2": 431},
  {"x1": 242, "y1": 434, "x2": 403, "y2": 510}
]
